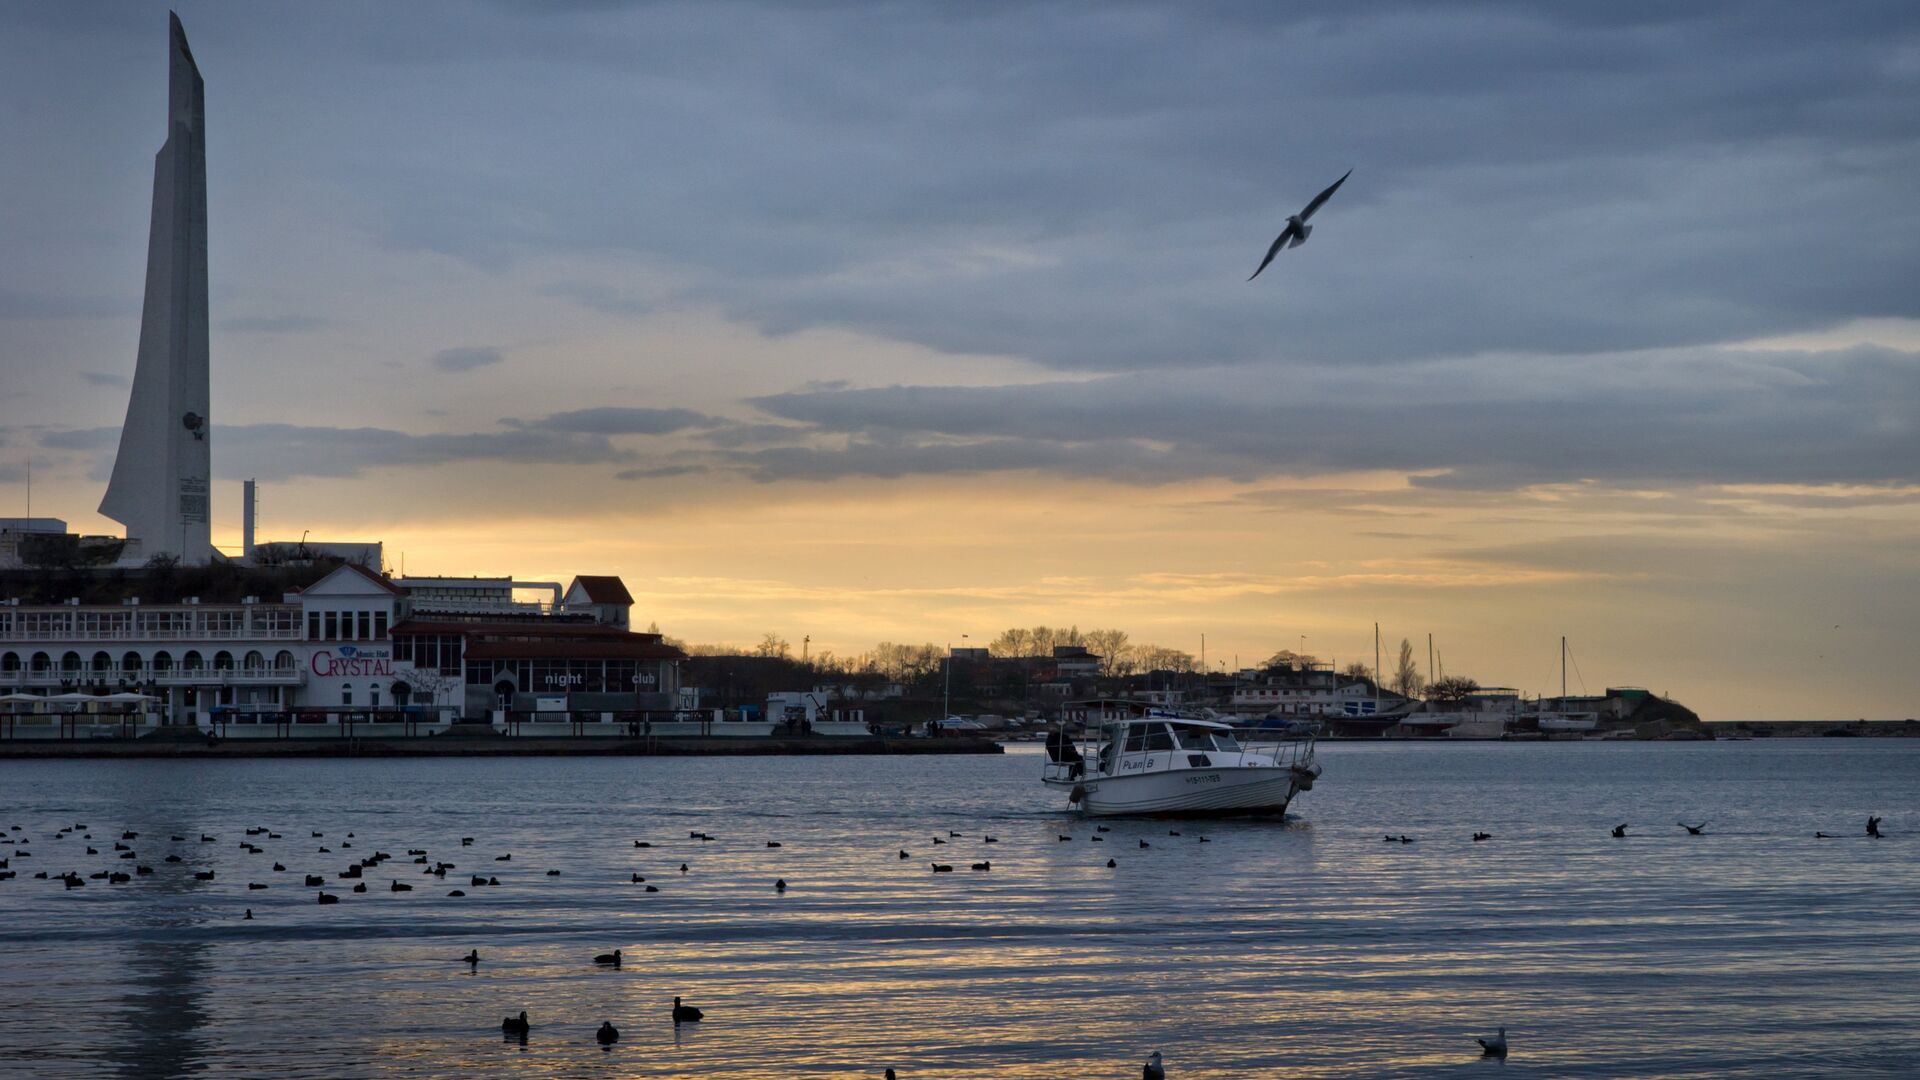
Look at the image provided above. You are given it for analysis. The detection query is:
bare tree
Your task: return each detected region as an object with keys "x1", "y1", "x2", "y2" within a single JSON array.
[
  {"x1": 1428, "y1": 675, "x2": 1481, "y2": 703},
  {"x1": 1392, "y1": 638, "x2": 1424, "y2": 698},
  {"x1": 1134, "y1": 646, "x2": 1198, "y2": 673},
  {"x1": 1084, "y1": 628, "x2": 1131, "y2": 676},
  {"x1": 990, "y1": 628, "x2": 1034, "y2": 657},
  {"x1": 1342, "y1": 661, "x2": 1374, "y2": 681},
  {"x1": 754, "y1": 632, "x2": 791, "y2": 659}
]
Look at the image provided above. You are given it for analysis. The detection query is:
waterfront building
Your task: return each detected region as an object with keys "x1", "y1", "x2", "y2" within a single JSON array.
[
  {"x1": 0, "y1": 564, "x2": 684, "y2": 728},
  {"x1": 1230, "y1": 661, "x2": 1342, "y2": 715}
]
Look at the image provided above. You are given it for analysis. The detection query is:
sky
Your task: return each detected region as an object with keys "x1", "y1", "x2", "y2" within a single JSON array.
[{"x1": 2, "y1": 1, "x2": 1918, "y2": 720}]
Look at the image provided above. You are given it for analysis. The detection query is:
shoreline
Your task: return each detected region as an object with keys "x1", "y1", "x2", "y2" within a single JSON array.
[{"x1": 0, "y1": 733, "x2": 1004, "y2": 759}]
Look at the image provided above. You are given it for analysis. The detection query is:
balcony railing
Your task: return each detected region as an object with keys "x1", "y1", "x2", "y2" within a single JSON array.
[
  {"x1": 1, "y1": 668, "x2": 304, "y2": 687},
  {"x1": 0, "y1": 626, "x2": 303, "y2": 642}
]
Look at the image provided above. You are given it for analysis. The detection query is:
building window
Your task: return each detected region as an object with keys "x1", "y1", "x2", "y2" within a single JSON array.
[
  {"x1": 308, "y1": 612, "x2": 321, "y2": 640},
  {"x1": 358, "y1": 612, "x2": 372, "y2": 640},
  {"x1": 342, "y1": 686, "x2": 352, "y2": 707},
  {"x1": 370, "y1": 684, "x2": 380, "y2": 708},
  {"x1": 373, "y1": 612, "x2": 388, "y2": 640},
  {"x1": 324, "y1": 612, "x2": 338, "y2": 641}
]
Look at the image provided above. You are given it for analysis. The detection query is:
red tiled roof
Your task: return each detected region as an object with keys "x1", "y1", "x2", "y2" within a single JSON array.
[{"x1": 568, "y1": 576, "x2": 634, "y2": 605}]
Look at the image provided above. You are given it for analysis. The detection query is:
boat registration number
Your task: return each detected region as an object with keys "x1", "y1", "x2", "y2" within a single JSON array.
[{"x1": 1185, "y1": 773, "x2": 1222, "y2": 786}]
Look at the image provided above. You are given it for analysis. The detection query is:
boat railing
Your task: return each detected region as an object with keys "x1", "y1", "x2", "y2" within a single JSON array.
[
  {"x1": 1042, "y1": 724, "x2": 1315, "y2": 780},
  {"x1": 1229, "y1": 728, "x2": 1317, "y2": 769}
]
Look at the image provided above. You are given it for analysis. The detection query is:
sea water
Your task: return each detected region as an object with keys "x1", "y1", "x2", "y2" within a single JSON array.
[{"x1": 0, "y1": 741, "x2": 1916, "y2": 1077}]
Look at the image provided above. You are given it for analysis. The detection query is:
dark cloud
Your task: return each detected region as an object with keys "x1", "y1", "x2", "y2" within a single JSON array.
[
  {"x1": 431, "y1": 346, "x2": 506, "y2": 372},
  {"x1": 216, "y1": 423, "x2": 631, "y2": 480},
  {"x1": 78, "y1": 370, "x2": 126, "y2": 387},
  {"x1": 219, "y1": 314, "x2": 327, "y2": 334},
  {"x1": 38, "y1": 422, "x2": 631, "y2": 482},
  {"x1": 7, "y1": 2, "x2": 1920, "y2": 500},
  {"x1": 287, "y1": 1, "x2": 1920, "y2": 372},
  {"x1": 699, "y1": 422, "x2": 816, "y2": 449},
  {"x1": 733, "y1": 344, "x2": 1920, "y2": 489},
  {"x1": 514, "y1": 406, "x2": 719, "y2": 435}
]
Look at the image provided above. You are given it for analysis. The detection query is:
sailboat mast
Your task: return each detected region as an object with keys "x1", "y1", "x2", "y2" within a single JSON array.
[
  {"x1": 1560, "y1": 635, "x2": 1567, "y2": 703},
  {"x1": 1373, "y1": 623, "x2": 1381, "y2": 711}
]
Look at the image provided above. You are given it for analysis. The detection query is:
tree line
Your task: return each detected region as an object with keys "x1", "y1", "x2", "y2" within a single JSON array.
[{"x1": 658, "y1": 625, "x2": 1480, "y2": 701}]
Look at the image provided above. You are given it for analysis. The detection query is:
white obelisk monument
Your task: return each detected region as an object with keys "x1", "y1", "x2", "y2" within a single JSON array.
[{"x1": 101, "y1": 12, "x2": 213, "y2": 565}]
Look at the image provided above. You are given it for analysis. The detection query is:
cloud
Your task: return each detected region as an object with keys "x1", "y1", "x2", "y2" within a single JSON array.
[
  {"x1": 219, "y1": 314, "x2": 327, "y2": 334},
  {"x1": 431, "y1": 346, "x2": 506, "y2": 372},
  {"x1": 38, "y1": 426, "x2": 119, "y2": 451},
  {"x1": 515, "y1": 406, "x2": 718, "y2": 435},
  {"x1": 301, "y1": 3, "x2": 1920, "y2": 374},
  {"x1": 728, "y1": 343, "x2": 1920, "y2": 489},
  {"x1": 0, "y1": 289, "x2": 132, "y2": 321},
  {"x1": 615, "y1": 464, "x2": 707, "y2": 480},
  {"x1": 37, "y1": 422, "x2": 632, "y2": 482},
  {"x1": 78, "y1": 370, "x2": 126, "y2": 387},
  {"x1": 541, "y1": 280, "x2": 656, "y2": 317}
]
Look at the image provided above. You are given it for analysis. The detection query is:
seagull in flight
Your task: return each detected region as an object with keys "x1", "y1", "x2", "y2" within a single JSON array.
[{"x1": 1248, "y1": 169, "x2": 1351, "y2": 280}]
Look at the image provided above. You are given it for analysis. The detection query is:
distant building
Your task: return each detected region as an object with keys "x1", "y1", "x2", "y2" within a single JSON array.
[
  {"x1": 1, "y1": 565, "x2": 682, "y2": 724},
  {"x1": 1052, "y1": 645, "x2": 1101, "y2": 677}
]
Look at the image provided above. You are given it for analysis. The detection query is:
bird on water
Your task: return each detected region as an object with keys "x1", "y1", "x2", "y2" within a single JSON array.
[
  {"x1": 1478, "y1": 1026, "x2": 1508, "y2": 1058},
  {"x1": 462, "y1": 950, "x2": 479, "y2": 965},
  {"x1": 672, "y1": 997, "x2": 703, "y2": 1024},
  {"x1": 1680, "y1": 822, "x2": 1707, "y2": 835},
  {"x1": 1867, "y1": 815, "x2": 1882, "y2": 838},
  {"x1": 501, "y1": 1011, "x2": 529, "y2": 1036},
  {"x1": 594, "y1": 949, "x2": 621, "y2": 967},
  {"x1": 596, "y1": 1021, "x2": 619, "y2": 1045},
  {"x1": 1248, "y1": 169, "x2": 1352, "y2": 280},
  {"x1": 1143, "y1": 1050, "x2": 1166, "y2": 1079},
  {"x1": 1612, "y1": 824, "x2": 1629, "y2": 838}
]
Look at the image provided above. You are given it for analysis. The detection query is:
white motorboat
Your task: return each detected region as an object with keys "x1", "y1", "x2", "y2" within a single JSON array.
[{"x1": 1042, "y1": 710, "x2": 1319, "y2": 818}]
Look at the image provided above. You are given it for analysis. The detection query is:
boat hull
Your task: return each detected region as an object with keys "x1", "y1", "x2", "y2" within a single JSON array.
[{"x1": 1050, "y1": 765, "x2": 1311, "y2": 818}]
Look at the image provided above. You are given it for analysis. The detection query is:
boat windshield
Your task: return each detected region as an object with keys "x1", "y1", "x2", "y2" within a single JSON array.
[
  {"x1": 1211, "y1": 732, "x2": 1243, "y2": 753},
  {"x1": 1172, "y1": 727, "x2": 1213, "y2": 750},
  {"x1": 1123, "y1": 723, "x2": 1176, "y2": 752}
]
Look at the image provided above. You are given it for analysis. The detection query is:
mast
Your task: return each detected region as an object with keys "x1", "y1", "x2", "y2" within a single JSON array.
[
  {"x1": 1373, "y1": 622, "x2": 1381, "y2": 713},
  {"x1": 1427, "y1": 633, "x2": 1434, "y2": 693},
  {"x1": 1560, "y1": 635, "x2": 1567, "y2": 704}
]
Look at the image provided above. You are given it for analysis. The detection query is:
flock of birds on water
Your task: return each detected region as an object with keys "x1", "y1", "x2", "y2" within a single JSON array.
[{"x1": 0, "y1": 810, "x2": 1900, "y2": 1074}]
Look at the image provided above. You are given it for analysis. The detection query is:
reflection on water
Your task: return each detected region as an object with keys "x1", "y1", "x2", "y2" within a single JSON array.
[
  {"x1": 0, "y1": 743, "x2": 1916, "y2": 1077},
  {"x1": 112, "y1": 937, "x2": 210, "y2": 1078}
]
